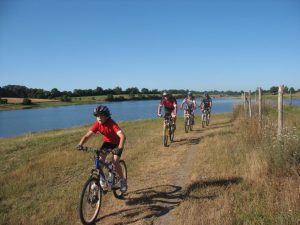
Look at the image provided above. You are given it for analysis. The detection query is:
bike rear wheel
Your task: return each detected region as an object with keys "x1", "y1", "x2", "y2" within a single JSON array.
[
  {"x1": 79, "y1": 177, "x2": 102, "y2": 225},
  {"x1": 113, "y1": 160, "x2": 127, "y2": 199}
]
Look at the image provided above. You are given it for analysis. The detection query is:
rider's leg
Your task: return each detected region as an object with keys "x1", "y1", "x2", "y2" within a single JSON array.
[
  {"x1": 112, "y1": 154, "x2": 124, "y2": 179},
  {"x1": 112, "y1": 154, "x2": 127, "y2": 192},
  {"x1": 99, "y1": 152, "x2": 108, "y2": 188}
]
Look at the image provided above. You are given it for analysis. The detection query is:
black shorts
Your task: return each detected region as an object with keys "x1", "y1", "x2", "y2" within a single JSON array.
[{"x1": 100, "y1": 142, "x2": 123, "y2": 157}]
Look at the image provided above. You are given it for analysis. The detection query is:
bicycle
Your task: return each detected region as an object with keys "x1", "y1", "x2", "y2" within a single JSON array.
[
  {"x1": 160, "y1": 114, "x2": 175, "y2": 147},
  {"x1": 201, "y1": 109, "x2": 209, "y2": 128},
  {"x1": 184, "y1": 108, "x2": 194, "y2": 133},
  {"x1": 77, "y1": 146, "x2": 127, "y2": 225}
]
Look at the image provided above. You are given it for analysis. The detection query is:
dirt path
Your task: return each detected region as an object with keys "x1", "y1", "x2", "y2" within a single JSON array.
[{"x1": 88, "y1": 117, "x2": 232, "y2": 225}]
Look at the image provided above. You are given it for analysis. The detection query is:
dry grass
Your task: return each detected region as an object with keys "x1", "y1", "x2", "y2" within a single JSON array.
[
  {"x1": 1, "y1": 109, "x2": 299, "y2": 225},
  {"x1": 173, "y1": 106, "x2": 300, "y2": 225},
  {"x1": 3, "y1": 98, "x2": 59, "y2": 104}
]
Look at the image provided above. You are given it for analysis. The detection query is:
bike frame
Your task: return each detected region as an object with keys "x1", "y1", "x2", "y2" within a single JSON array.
[{"x1": 84, "y1": 148, "x2": 117, "y2": 190}]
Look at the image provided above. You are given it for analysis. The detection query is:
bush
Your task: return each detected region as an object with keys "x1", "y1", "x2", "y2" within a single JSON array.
[
  {"x1": 22, "y1": 98, "x2": 32, "y2": 105},
  {"x1": 0, "y1": 98, "x2": 8, "y2": 104},
  {"x1": 60, "y1": 95, "x2": 72, "y2": 102},
  {"x1": 106, "y1": 94, "x2": 114, "y2": 101}
]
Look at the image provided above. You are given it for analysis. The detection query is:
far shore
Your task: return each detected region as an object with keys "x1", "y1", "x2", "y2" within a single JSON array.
[{"x1": 1, "y1": 93, "x2": 299, "y2": 112}]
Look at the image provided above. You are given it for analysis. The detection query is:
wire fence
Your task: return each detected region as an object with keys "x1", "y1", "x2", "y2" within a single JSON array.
[{"x1": 241, "y1": 86, "x2": 299, "y2": 140}]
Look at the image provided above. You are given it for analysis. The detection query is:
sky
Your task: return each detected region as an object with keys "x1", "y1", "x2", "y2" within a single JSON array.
[{"x1": 0, "y1": 0, "x2": 300, "y2": 92}]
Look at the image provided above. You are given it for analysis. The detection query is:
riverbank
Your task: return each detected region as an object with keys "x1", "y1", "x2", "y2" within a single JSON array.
[
  {"x1": 0, "y1": 94, "x2": 242, "y2": 111},
  {"x1": 1, "y1": 109, "x2": 299, "y2": 225}
]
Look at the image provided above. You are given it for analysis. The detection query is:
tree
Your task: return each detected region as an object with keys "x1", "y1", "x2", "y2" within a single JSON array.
[
  {"x1": 113, "y1": 86, "x2": 123, "y2": 95},
  {"x1": 289, "y1": 87, "x2": 296, "y2": 94},
  {"x1": 269, "y1": 86, "x2": 278, "y2": 95},
  {"x1": 94, "y1": 87, "x2": 104, "y2": 95},
  {"x1": 284, "y1": 86, "x2": 289, "y2": 93},
  {"x1": 50, "y1": 88, "x2": 61, "y2": 98},
  {"x1": 141, "y1": 88, "x2": 149, "y2": 94}
]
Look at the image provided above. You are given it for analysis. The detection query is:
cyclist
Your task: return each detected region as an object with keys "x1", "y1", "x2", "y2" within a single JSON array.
[
  {"x1": 199, "y1": 91, "x2": 212, "y2": 121},
  {"x1": 180, "y1": 91, "x2": 197, "y2": 124},
  {"x1": 157, "y1": 91, "x2": 177, "y2": 129},
  {"x1": 76, "y1": 105, "x2": 127, "y2": 193}
]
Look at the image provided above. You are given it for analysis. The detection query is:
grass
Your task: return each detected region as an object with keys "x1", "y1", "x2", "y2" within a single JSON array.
[{"x1": 0, "y1": 109, "x2": 299, "y2": 225}]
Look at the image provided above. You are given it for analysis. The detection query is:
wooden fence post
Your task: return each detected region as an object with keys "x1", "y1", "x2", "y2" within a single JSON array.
[
  {"x1": 278, "y1": 85, "x2": 283, "y2": 139},
  {"x1": 289, "y1": 90, "x2": 292, "y2": 106},
  {"x1": 248, "y1": 90, "x2": 252, "y2": 117},
  {"x1": 258, "y1": 87, "x2": 262, "y2": 128},
  {"x1": 243, "y1": 92, "x2": 247, "y2": 116}
]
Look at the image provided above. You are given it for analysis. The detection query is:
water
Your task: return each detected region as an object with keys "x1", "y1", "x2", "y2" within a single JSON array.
[{"x1": 0, "y1": 98, "x2": 250, "y2": 138}]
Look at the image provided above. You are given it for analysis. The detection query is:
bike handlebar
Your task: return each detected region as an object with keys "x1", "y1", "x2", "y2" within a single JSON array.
[{"x1": 76, "y1": 146, "x2": 110, "y2": 154}]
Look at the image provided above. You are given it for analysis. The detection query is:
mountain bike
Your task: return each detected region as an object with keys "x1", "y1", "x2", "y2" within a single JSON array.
[
  {"x1": 184, "y1": 108, "x2": 194, "y2": 133},
  {"x1": 201, "y1": 109, "x2": 209, "y2": 128},
  {"x1": 77, "y1": 146, "x2": 127, "y2": 225},
  {"x1": 160, "y1": 115, "x2": 175, "y2": 147}
]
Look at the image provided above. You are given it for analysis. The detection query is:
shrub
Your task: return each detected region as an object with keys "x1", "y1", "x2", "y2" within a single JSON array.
[
  {"x1": 60, "y1": 95, "x2": 72, "y2": 102},
  {"x1": 22, "y1": 98, "x2": 32, "y2": 105}
]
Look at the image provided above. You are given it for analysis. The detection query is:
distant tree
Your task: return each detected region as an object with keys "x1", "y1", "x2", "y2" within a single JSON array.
[
  {"x1": 50, "y1": 88, "x2": 61, "y2": 98},
  {"x1": 113, "y1": 86, "x2": 123, "y2": 95},
  {"x1": 94, "y1": 87, "x2": 104, "y2": 95},
  {"x1": 270, "y1": 86, "x2": 278, "y2": 95},
  {"x1": 151, "y1": 89, "x2": 159, "y2": 94},
  {"x1": 289, "y1": 87, "x2": 295, "y2": 94},
  {"x1": 141, "y1": 88, "x2": 149, "y2": 94},
  {"x1": 284, "y1": 86, "x2": 289, "y2": 93}
]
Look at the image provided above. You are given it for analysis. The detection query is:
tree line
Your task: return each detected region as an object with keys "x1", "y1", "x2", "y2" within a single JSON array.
[{"x1": 0, "y1": 85, "x2": 299, "y2": 100}]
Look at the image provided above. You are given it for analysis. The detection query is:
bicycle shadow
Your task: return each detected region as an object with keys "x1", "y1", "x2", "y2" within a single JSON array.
[
  {"x1": 172, "y1": 137, "x2": 202, "y2": 146},
  {"x1": 96, "y1": 177, "x2": 242, "y2": 224}
]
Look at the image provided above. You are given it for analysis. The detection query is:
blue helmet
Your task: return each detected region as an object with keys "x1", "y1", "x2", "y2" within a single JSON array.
[{"x1": 93, "y1": 105, "x2": 111, "y2": 117}]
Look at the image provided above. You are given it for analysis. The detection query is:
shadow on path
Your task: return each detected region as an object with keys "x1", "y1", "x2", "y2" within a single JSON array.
[{"x1": 96, "y1": 177, "x2": 242, "y2": 224}]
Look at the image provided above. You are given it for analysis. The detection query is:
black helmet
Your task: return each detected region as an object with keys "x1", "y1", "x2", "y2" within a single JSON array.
[
  {"x1": 162, "y1": 91, "x2": 169, "y2": 97},
  {"x1": 187, "y1": 91, "x2": 192, "y2": 96},
  {"x1": 93, "y1": 105, "x2": 111, "y2": 117}
]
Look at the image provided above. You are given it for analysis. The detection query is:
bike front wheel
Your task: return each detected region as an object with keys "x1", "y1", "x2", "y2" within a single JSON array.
[
  {"x1": 163, "y1": 124, "x2": 169, "y2": 147},
  {"x1": 190, "y1": 118, "x2": 193, "y2": 131},
  {"x1": 202, "y1": 116, "x2": 205, "y2": 128},
  {"x1": 184, "y1": 117, "x2": 189, "y2": 133},
  {"x1": 113, "y1": 160, "x2": 128, "y2": 199},
  {"x1": 170, "y1": 125, "x2": 175, "y2": 142},
  {"x1": 79, "y1": 177, "x2": 102, "y2": 225}
]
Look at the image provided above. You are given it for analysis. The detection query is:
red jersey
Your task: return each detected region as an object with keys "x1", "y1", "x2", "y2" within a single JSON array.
[
  {"x1": 90, "y1": 118, "x2": 121, "y2": 144},
  {"x1": 160, "y1": 98, "x2": 177, "y2": 109}
]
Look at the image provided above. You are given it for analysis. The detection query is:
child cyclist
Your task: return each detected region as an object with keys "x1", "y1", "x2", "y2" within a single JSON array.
[{"x1": 76, "y1": 105, "x2": 127, "y2": 193}]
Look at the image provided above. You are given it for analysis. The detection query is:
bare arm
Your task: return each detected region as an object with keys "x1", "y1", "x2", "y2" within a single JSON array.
[
  {"x1": 117, "y1": 130, "x2": 126, "y2": 149},
  {"x1": 157, "y1": 104, "x2": 162, "y2": 115},
  {"x1": 78, "y1": 130, "x2": 94, "y2": 146}
]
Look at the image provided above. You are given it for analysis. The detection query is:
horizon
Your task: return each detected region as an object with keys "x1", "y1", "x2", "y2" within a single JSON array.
[{"x1": 1, "y1": 0, "x2": 300, "y2": 91}]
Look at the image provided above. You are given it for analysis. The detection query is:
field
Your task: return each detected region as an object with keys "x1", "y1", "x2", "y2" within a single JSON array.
[{"x1": 1, "y1": 105, "x2": 299, "y2": 225}]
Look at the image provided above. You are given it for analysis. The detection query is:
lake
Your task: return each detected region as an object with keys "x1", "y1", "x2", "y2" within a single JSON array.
[{"x1": 1, "y1": 98, "x2": 298, "y2": 138}]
